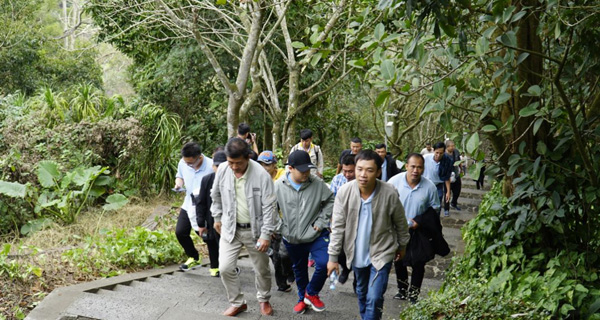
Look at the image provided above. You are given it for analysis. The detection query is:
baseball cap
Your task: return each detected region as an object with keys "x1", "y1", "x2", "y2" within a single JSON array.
[
  {"x1": 257, "y1": 150, "x2": 277, "y2": 164},
  {"x1": 286, "y1": 150, "x2": 316, "y2": 173},
  {"x1": 213, "y1": 151, "x2": 227, "y2": 166}
]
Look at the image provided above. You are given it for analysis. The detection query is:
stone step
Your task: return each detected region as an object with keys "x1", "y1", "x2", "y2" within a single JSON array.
[
  {"x1": 461, "y1": 180, "x2": 490, "y2": 191},
  {"x1": 62, "y1": 291, "x2": 172, "y2": 320},
  {"x1": 456, "y1": 197, "x2": 481, "y2": 207},
  {"x1": 460, "y1": 188, "x2": 487, "y2": 197}
]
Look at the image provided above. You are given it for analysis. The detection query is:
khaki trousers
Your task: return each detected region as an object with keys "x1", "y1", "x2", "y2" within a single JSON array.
[{"x1": 219, "y1": 228, "x2": 271, "y2": 306}]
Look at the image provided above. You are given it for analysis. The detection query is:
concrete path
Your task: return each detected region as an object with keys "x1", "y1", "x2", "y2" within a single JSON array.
[{"x1": 27, "y1": 176, "x2": 487, "y2": 320}]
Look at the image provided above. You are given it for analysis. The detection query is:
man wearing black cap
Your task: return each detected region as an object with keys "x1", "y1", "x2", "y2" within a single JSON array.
[{"x1": 274, "y1": 150, "x2": 335, "y2": 314}]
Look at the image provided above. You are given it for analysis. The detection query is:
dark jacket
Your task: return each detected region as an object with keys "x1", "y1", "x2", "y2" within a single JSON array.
[
  {"x1": 380, "y1": 153, "x2": 401, "y2": 182},
  {"x1": 438, "y1": 153, "x2": 454, "y2": 182},
  {"x1": 193, "y1": 172, "x2": 219, "y2": 240},
  {"x1": 403, "y1": 207, "x2": 450, "y2": 266}
]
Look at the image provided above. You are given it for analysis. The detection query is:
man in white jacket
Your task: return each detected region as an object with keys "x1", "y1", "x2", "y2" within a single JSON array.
[{"x1": 173, "y1": 142, "x2": 213, "y2": 271}]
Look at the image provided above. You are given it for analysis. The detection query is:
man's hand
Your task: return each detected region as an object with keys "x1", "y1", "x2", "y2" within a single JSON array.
[
  {"x1": 394, "y1": 248, "x2": 406, "y2": 262},
  {"x1": 313, "y1": 225, "x2": 321, "y2": 232},
  {"x1": 256, "y1": 238, "x2": 270, "y2": 253},
  {"x1": 327, "y1": 261, "x2": 339, "y2": 277},
  {"x1": 174, "y1": 177, "x2": 184, "y2": 189},
  {"x1": 445, "y1": 191, "x2": 451, "y2": 203},
  {"x1": 410, "y1": 219, "x2": 419, "y2": 229},
  {"x1": 198, "y1": 227, "x2": 207, "y2": 236},
  {"x1": 214, "y1": 222, "x2": 222, "y2": 234}
]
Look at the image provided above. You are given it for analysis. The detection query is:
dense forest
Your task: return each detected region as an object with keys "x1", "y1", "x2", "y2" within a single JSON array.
[{"x1": 1, "y1": 0, "x2": 600, "y2": 318}]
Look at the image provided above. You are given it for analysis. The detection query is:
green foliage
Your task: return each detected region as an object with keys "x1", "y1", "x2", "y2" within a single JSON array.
[
  {"x1": 0, "y1": 244, "x2": 43, "y2": 282},
  {"x1": 0, "y1": 0, "x2": 102, "y2": 95},
  {"x1": 34, "y1": 161, "x2": 120, "y2": 224},
  {"x1": 322, "y1": 167, "x2": 337, "y2": 183},
  {"x1": 403, "y1": 181, "x2": 600, "y2": 318},
  {"x1": 0, "y1": 160, "x2": 129, "y2": 233},
  {"x1": 400, "y1": 274, "x2": 545, "y2": 319},
  {"x1": 122, "y1": 103, "x2": 182, "y2": 193},
  {"x1": 62, "y1": 227, "x2": 186, "y2": 277}
]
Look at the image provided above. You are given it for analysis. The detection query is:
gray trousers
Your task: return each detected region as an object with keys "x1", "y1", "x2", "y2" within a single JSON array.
[{"x1": 219, "y1": 228, "x2": 272, "y2": 306}]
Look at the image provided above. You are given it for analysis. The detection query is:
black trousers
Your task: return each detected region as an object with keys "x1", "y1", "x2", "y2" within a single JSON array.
[
  {"x1": 205, "y1": 235, "x2": 220, "y2": 269},
  {"x1": 444, "y1": 177, "x2": 462, "y2": 210},
  {"x1": 339, "y1": 247, "x2": 351, "y2": 274},
  {"x1": 270, "y1": 235, "x2": 294, "y2": 288},
  {"x1": 394, "y1": 259, "x2": 426, "y2": 290},
  {"x1": 175, "y1": 208, "x2": 199, "y2": 260}
]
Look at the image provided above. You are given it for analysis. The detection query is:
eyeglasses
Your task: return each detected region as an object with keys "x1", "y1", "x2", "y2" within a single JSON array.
[{"x1": 185, "y1": 156, "x2": 201, "y2": 168}]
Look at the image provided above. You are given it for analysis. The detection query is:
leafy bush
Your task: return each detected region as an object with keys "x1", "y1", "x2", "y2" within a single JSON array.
[
  {"x1": 0, "y1": 161, "x2": 128, "y2": 233},
  {"x1": 401, "y1": 182, "x2": 600, "y2": 319},
  {"x1": 62, "y1": 227, "x2": 186, "y2": 277}
]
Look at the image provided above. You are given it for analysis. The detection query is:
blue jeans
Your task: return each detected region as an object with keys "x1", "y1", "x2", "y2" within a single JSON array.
[
  {"x1": 283, "y1": 230, "x2": 329, "y2": 302},
  {"x1": 436, "y1": 184, "x2": 444, "y2": 213},
  {"x1": 354, "y1": 261, "x2": 392, "y2": 320}
]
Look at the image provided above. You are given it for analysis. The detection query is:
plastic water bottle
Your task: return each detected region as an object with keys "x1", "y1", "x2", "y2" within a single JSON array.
[
  {"x1": 329, "y1": 270, "x2": 338, "y2": 290},
  {"x1": 256, "y1": 241, "x2": 273, "y2": 256},
  {"x1": 201, "y1": 230, "x2": 208, "y2": 241}
]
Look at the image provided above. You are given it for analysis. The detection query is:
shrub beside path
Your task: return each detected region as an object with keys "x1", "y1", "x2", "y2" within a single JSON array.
[{"x1": 27, "y1": 177, "x2": 487, "y2": 320}]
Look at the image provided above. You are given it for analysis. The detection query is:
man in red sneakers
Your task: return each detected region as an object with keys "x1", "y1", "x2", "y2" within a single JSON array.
[{"x1": 274, "y1": 150, "x2": 334, "y2": 314}]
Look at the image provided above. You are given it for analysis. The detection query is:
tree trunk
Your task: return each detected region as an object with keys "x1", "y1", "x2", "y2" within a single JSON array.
[{"x1": 513, "y1": 0, "x2": 543, "y2": 158}]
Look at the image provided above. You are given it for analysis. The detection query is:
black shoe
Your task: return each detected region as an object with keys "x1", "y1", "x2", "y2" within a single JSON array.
[
  {"x1": 451, "y1": 204, "x2": 462, "y2": 211},
  {"x1": 408, "y1": 287, "x2": 420, "y2": 304},
  {"x1": 393, "y1": 288, "x2": 408, "y2": 300},
  {"x1": 278, "y1": 284, "x2": 292, "y2": 292},
  {"x1": 287, "y1": 275, "x2": 295, "y2": 284},
  {"x1": 338, "y1": 269, "x2": 350, "y2": 284}
]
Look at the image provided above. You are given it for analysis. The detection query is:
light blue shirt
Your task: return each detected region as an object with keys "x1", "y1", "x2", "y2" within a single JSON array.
[
  {"x1": 176, "y1": 154, "x2": 213, "y2": 214},
  {"x1": 381, "y1": 158, "x2": 388, "y2": 182},
  {"x1": 287, "y1": 173, "x2": 302, "y2": 191},
  {"x1": 423, "y1": 153, "x2": 442, "y2": 184},
  {"x1": 353, "y1": 191, "x2": 375, "y2": 269},
  {"x1": 329, "y1": 173, "x2": 348, "y2": 196},
  {"x1": 388, "y1": 172, "x2": 440, "y2": 227}
]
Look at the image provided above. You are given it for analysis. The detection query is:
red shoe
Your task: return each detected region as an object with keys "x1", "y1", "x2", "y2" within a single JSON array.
[
  {"x1": 293, "y1": 301, "x2": 307, "y2": 314},
  {"x1": 308, "y1": 259, "x2": 316, "y2": 267},
  {"x1": 304, "y1": 293, "x2": 325, "y2": 312}
]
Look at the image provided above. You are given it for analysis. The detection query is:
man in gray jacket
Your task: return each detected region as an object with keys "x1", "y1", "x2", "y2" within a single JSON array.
[
  {"x1": 211, "y1": 138, "x2": 278, "y2": 317},
  {"x1": 275, "y1": 150, "x2": 334, "y2": 314},
  {"x1": 327, "y1": 150, "x2": 410, "y2": 320}
]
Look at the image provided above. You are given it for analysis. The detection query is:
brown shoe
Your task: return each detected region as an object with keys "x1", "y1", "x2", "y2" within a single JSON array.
[
  {"x1": 223, "y1": 304, "x2": 247, "y2": 317},
  {"x1": 259, "y1": 301, "x2": 273, "y2": 316}
]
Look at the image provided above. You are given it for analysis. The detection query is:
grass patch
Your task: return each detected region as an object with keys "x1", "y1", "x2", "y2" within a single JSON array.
[{"x1": 0, "y1": 195, "x2": 189, "y2": 319}]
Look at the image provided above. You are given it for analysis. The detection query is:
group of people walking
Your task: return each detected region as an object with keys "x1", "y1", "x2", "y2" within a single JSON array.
[{"x1": 173, "y1": 123, "x2": 461, "y2": 319}]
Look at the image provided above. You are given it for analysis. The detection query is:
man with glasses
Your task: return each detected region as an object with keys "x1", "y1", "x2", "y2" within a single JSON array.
[{"x1": 173, "y1": 142, "x2": 213, "y2": 270}]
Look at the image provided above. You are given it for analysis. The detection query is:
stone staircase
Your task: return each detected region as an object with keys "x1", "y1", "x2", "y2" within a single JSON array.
[{"x1": 27, "y1": 177, "x2": 488, "y2": 320}]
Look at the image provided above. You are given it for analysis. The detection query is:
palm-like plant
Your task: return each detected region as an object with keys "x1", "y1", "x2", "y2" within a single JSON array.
[
  {"x1": 29, "y1": 88, "x2": 67, "y2": 128},
  {"x1": 133, "y1": 103, "x2": 182, "y2": 192},
  {"x1": 70, "y1": 83, "x2": 103, "y2": 122}
]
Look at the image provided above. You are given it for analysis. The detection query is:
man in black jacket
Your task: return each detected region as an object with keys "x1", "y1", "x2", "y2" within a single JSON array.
[
  {"x1": 375, "y1": 143, "x2": 401, "y2": 182},
  {"x1": 195, "y1": 151, "x2": 227, "y2": 277}
]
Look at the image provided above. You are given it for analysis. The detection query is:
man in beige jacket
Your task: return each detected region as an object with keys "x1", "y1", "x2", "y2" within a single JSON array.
[{"x1": 327, "y1": 150, "x2": 410, "y2": 320}]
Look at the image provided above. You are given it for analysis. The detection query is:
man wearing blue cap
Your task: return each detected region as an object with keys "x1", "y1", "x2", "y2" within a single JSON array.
[
  {"x1": 257, "y1": 150, "x2": 285, "y2": 181},
  {"x1": 258, "y1": 150, "x2": 295, "y2": 293},
  {"x1": 275, "y1": 150, "x2": 334, "y2": 314}
]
